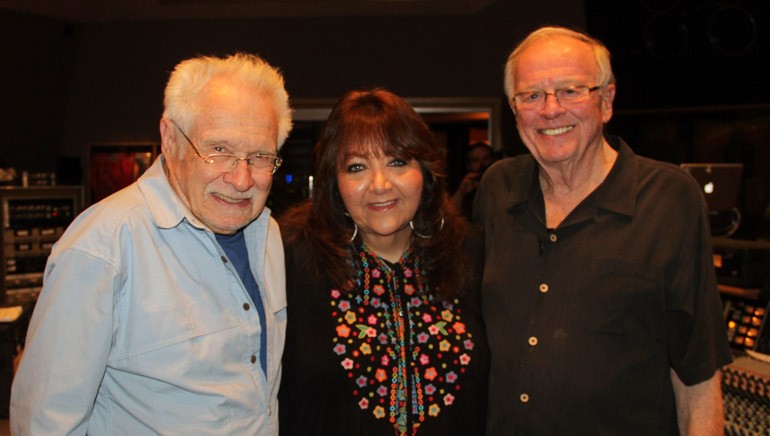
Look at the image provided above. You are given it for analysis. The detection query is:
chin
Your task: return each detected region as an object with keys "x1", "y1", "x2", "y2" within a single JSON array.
[{"x1": 212, "y1": 216, "x2": 253, "y2": 233}]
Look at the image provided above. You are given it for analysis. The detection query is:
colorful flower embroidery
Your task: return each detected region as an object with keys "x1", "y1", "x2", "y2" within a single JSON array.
[
  {"x1": 336, "y1": 324, "x2": 351, "y2": 338},
  {"x1": 439, "y1": 340, "x2": 451, "y2": 352},
  {"x1": 344, "y1": 311, "x2": 356, "y2": 324},
  {"x1": 453, "y1": 322, "x2": 466, "y2": 334},
  {"x1": 356, "y1": 376, "x2": 368, "y2": 387},
  {"x1": 375, "y1": 368, "x2": 388, "y2": 382},
  {"x1": 404, "y1": 284, "x2": 415, "y2": 295},
  {"x1": 428, "y1": 404, "x2": 441, "y2": 417},
  {"x1": 424, "y1": 367, "x2": 438, "y2": 381},
  {"x1": 442, "y1": 310, "x2": 454, "y2": 322},
  {"x1": 446, "y1": 371, "x2": 458, "y2": 383},
  {"x1": 443, "y1": 394, "x2": 455, "y2": 405},
  {"x1": 330, "y1": 244, "x2": 477, "y2": 435}
]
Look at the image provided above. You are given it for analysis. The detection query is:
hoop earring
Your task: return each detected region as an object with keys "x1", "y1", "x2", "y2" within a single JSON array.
[
  {"x1": 349, "y1": 223, "x2": 359, "y2": 243},
  {"x1": 410, "y1": 217, "x2": 445, "y2": 239}
]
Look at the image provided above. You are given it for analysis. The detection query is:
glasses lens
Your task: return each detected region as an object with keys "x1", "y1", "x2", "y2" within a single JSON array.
[
  {"x1": 557, "y1": 87, "x2": 587, "y2": 102},
  {"x1": 205, "y1": 155, "x2": 233, "y2": 172},
  {"x1": 203, "y1": 154, "x2": 279, "y2": 174},
  {"x1": 516, "y1": 92, "x2": 542, "y2": 108},
  {"x1": 250, "y1": 156, "x2": 276, "y2": 172}
]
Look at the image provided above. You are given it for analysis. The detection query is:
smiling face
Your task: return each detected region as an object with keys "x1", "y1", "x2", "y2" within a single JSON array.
[
  {"x1": 161, "y1": 77, "x2": 279, "y2": 235},
  {"x1": 512, "y1": 36, "x2": 615, "y2": 168},
  {"x1": 337, "y1": 146, "x2": 424, "y2": 255}
]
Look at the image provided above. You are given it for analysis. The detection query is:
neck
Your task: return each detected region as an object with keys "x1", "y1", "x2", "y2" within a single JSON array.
[
  {"x1": 539, "y1": 138, "x2": 617, "y2": 197},
  {"x1": 362, "y1": 229, "x2": 412, "y2": 263},
  {"x1": 538, "y1": 139, "x2": 618, "y2": 228}
]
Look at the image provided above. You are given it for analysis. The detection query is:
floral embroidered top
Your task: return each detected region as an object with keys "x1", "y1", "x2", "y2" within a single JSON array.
[{"x1": 279, "y1": 237, "x2": 489, "y2": 436}]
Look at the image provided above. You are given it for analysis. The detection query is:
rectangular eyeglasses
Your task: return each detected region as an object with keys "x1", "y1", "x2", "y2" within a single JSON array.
[
  {"x1": 513, "y1": 85, "x2": 602, "y2": 110},
  {"x1": 171, "y1": 120, "x2": 282, "y2": 175}
]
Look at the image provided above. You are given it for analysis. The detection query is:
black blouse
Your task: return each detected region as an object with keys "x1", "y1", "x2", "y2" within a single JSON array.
[{"x1": 279, "y1": 237, "x2": 489, "y2": 436}]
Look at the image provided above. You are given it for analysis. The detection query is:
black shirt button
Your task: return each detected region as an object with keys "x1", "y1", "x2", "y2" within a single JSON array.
[
  {"x1": 243, "y1": 303, "x2": 250, "y2": 311},
  {"x1": 250, "y1": 355, "x2": 257, "y2": 364}
]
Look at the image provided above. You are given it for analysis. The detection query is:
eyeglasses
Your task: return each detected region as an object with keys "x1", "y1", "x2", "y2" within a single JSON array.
[
  {"x1": 171, "y1": 121, "x2": 282, "y2": 175},
  {"x1": 512, "y1": 85, "x2": 602, "y2": 110}
]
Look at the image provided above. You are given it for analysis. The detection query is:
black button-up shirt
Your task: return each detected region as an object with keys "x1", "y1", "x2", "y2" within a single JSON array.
[{"x1": 474, "y1": 136, "x2": 733, "y2": 435}]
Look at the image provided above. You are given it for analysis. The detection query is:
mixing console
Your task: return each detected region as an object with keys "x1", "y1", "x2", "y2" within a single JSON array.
[{"x1": 723, "y1": 356, "x2": 770, "y2": 435}]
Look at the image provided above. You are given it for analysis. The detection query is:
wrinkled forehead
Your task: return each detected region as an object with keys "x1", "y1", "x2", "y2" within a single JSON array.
[
  {"x1": 516, "y1": 36, "x2": 600, "y2": 80},
  {"x1": 194, "y1": 78, "x2": 277, "y2": 128}
]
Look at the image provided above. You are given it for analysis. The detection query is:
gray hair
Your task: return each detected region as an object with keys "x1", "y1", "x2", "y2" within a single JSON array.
[
  {"x1": 504, "y1": 26, "x2": 615, "y2": 103},
  {"x1": 163, "y1": 53, "x2": 293, "y2": 148}
]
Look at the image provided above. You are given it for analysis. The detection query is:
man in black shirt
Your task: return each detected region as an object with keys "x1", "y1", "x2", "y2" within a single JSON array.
[{"x1": 474, "y1": 26, "x2": 732, "y2": 435}]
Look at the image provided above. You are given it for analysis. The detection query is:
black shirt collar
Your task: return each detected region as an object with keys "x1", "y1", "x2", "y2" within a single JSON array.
[{"x1": 506, "y1": 135, "x2": 639, "y2": 222}]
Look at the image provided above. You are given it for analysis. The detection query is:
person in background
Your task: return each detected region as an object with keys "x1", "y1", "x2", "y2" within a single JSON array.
[
  {"x1": 474, "y1": 26, "x2": 732, "y2": 435},
  {"x1": 11, "y1": 53, "x2": 292, "y2": 435},
  {"x1": 278, "y1": 88, "x2": 489, "y2": 435},
  {"x1": 450, "y1": 141, "x2": 496, "y2": 217}
]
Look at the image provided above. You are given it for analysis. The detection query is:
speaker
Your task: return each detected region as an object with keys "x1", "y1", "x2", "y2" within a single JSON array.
[{"x1": 585, "y1": 0, "x2": 770, "y2": 109}]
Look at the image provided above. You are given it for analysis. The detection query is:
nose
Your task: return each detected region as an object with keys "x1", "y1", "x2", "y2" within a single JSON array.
[
  {"x1": 369, "y1": 168, "x2": 392, "y2": 193},
  {"x1": 541, "y1": 93, "x2": 566, "y2": 115},
  {"x1": 223, "y1": 160, "x2": 255, "y2": 191}
]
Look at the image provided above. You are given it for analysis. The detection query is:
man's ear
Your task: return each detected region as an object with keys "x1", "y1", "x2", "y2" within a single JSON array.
[
  {"x1": 600, "y1": 83, "x2": 616, "y2": 124},
  {"x1": 160, "y1": 117, "x2": 180, "y2": 159}
]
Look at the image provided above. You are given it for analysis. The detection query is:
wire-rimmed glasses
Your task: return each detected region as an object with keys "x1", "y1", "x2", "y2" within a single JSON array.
[
  {"x1": 171, "y1": 120, "x2": 282, "y2": 175},
  {"x1": 512, "y1": 85, "x2": 602, "y2": 110}
]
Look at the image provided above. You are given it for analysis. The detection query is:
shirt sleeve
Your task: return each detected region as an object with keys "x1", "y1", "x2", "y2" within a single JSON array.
[
  {"x1": 10, "y1": 248, "x2": 117, "y2": 435},
  {"x1": 666, "y1": 181, "x2": 733, "y2": 385}
]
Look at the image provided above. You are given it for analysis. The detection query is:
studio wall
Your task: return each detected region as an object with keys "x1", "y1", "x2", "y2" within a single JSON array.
[{"x1": 1, "y1": 1, "x2": 586, "y2": 176}]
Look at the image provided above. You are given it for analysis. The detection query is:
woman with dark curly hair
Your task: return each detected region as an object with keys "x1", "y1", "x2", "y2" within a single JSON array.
[{"x1": 277, "y1": 88, "x2": 489, "y2": 435}]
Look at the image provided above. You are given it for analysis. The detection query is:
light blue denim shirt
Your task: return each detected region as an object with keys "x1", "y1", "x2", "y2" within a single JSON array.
[{"x1": 10, "y1": 156, "x2": 287, "y2": 435}]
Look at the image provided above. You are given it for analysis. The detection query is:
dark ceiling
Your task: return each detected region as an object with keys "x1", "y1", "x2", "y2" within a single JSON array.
[{"x1": 0, "y1": 0, "x2": 498, "y2": 22}]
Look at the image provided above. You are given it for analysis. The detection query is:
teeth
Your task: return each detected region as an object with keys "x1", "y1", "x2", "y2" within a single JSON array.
[
  {"x1": 216, "y1": 194, "x2": 250, "y2": 203},
  {"x1": 372, "y1": 200, "x2": 396, "y2": 207},
  {"x1": 540, "y1": 126, "x2": 574, "y2": 135}
]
